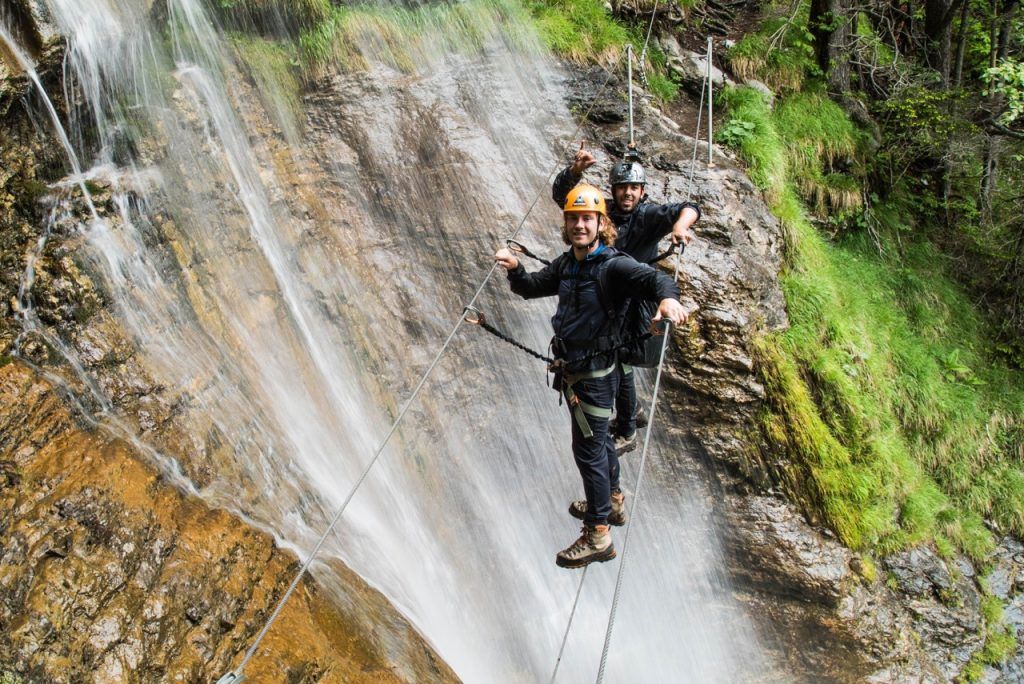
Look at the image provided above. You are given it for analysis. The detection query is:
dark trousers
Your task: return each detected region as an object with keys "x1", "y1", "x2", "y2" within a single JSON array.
[
  {"x1": 614, "y1": 363, "x2": 638, "y2": 437},
  {"x1": 568, "y1": 371, "x2": 621, "y2": 525}
]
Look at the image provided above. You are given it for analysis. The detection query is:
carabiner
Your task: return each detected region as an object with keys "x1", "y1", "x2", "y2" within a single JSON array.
[
  {"x1": 506, "y1": 239, "x2": 527, "y2": 254},
  {"x1": 463, "y1": 306, "x2": 486, "y2": 325}
]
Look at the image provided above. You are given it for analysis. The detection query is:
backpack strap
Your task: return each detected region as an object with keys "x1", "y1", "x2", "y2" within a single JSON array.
[{"x1": 593, "y1": 253, "x2": 624, "y2": 323}]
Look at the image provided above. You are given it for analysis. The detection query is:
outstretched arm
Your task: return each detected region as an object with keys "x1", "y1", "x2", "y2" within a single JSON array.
[
  {"x1": 638, "y1": 201, "x2": 702, "y2": 245},
  {"x1": 494, "y1": 248, "x2": 560, "y2": 299},
  {"x1": 670, "y1": 205, "x2": 700, "y2": 245},
  {"x1": 551, "y1": 147, "x2": 597, "y2": 206},
  {"x1": 608, "y1": 258, "x2": 688, "y2": 329}
]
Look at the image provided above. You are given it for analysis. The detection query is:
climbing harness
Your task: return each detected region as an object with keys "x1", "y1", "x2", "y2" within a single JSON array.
[
  {"x1": 561, "y1": 364, "x2": 616, "y2": 437},
  {"x1": 464, "y1": 305, "x2": 657, "y2": 440},
  {"x1": 216, "y1": 46, "x2": 631, "y2": 684},
  {"x1": 463, "y1": 306, "x2": 657, "y2": 374}
]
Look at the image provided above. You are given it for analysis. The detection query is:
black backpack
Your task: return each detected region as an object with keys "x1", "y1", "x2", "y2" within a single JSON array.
[
  {"x1": 592, "y1": 256, "x2": 665, "y2": 369},
  {"x1": 616, "y1": 298, "x2": 663, "y2": 367}
]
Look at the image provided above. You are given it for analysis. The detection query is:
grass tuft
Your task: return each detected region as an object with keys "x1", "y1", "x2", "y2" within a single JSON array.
[{"x1": 719, "y1": 85, "x2": 1024, "y2": 561}]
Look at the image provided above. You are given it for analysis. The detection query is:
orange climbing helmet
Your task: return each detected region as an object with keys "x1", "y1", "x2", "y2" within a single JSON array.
[{"x1": 563, "y1": 183, "x2": 607, "y2": 217}]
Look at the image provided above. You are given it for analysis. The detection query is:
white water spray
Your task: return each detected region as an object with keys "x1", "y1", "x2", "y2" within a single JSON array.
[{"x1": 5, "y1": 0, "x2": 770, "y2": 680}]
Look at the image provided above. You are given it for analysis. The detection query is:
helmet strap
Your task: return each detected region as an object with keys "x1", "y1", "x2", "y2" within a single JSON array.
[{"x1": 586, "y1": 215, "x2": 604, "y2": 249}]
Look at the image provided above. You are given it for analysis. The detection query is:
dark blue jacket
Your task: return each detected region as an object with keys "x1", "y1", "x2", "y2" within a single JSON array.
[
  {"x1": 506, "y1": 245, "x2": 680, "y2": 371},
  {"x1": 552, "y1": 167, "x2": 701, "y2": 264}
]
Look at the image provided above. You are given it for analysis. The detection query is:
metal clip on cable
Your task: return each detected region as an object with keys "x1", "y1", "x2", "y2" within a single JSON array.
[
  {"x1": 463, "y1": 306, "x2": 485, "y2": 325},
  {"x1": 506, "y1": 239, "x2": 527, "y2": 253},
  {"x1": 506, "y1": 238, "x2": 551, "y2": 266},
  {"x1": 649, "y1": 240, "x2": 684, "y2": 265}
]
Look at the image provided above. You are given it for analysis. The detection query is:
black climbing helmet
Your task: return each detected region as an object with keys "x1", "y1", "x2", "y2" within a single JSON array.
[{"x1": 609, "y1": 160, "x2": 646, "y2": 187}]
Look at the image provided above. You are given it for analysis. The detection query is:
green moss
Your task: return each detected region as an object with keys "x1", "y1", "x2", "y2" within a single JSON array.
[
  {"x1": 295, "y1": 0, "x2": 539, "y2": 77},
  {"x1": 959, "y1": 595, "x2": 1017, "y2": 681},
  {"x1": 857, "y1": 555, "x2": 878, "y2": 582},
  {"x1": 720, "y1": 85, "x2": 1024, "y2": 561},
  {"x1": 210, "y1": 0, "x2": 332, "y2": 37},
  {"x1": 229, "y1": 33, "x2": 304, "y2": 140},
  {"x1": 17, "y1": 178, "x2": 49, "y2": 205},
  {"x1": 526, "y1": 0, "x2": 628, "y2": 63}
]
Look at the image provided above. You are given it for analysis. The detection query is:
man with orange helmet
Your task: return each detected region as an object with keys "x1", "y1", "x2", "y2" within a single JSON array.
[
  {"x1": 552, "y1": 146, "x2": 700, "y2": 456},
  {"x1": 494, "y1": 184, "x2": 687, "y2": 569}
]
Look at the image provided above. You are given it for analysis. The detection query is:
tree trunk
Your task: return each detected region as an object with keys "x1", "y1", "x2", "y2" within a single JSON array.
[
  {"x1": 996, "y1": 0, "x2": 1020, "y2": 61},
  {"x1": 980, "y1": 136, "x2": 1000, "y2": 220},
  {"x1": 810, "y1": 0, "x2": 853, "y2": 93},
  {"x1": 952, "y1": 0, "x2": 970, "y2": 87},
  {"x1": 925, "y1": 0, "x2": 962, "y2": 85}
]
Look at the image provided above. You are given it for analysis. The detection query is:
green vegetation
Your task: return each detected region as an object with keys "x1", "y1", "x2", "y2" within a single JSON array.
[
  {"x1": 961, "y1": 595, "x2": 1017, "y2": 680},
  {"x1": 228, "y1": 32, "x2": 304, "y2": 140},
  {"x1": 298, "y1": 0, "x2": 538, "y2": 75},
  {"x1": 211, "y1": 0, "x2": 333, "y2": 37},
  {"x1": 216, "y1": 0, "x2": 544, "y2": 80},
  {"x1": 525, "y1": 0, "x2": 682, "y2": 101},
  {"x1": 720, "y1": 84, "x2": 1024, "y2": 560},
  {"x1": 526, "y1": 0, "x2": 628, "y2": 63},
  {"x1": 213, "y1": 0, "x2": 681, "y2": 101},
  {"x1": 726, "y1": 15, "x2": 817, "y2": 93}
]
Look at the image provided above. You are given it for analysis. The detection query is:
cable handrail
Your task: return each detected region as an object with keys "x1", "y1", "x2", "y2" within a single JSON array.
[{"x1": 216, "y1": 48, "x2": 630, "y2": 684}]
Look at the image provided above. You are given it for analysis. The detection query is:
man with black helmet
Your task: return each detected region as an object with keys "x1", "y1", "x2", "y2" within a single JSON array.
[
  {"x1": 494, "y1": 184, "x2": 687, "y2": 569},
  {"x1": 552, "y1": 147, "x2": 700, "y2": 455}
]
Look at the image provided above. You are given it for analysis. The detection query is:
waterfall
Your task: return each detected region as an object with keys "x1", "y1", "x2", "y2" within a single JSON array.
[{"x1": 3, "y1": 0, "x2": 767, "y2": 680}]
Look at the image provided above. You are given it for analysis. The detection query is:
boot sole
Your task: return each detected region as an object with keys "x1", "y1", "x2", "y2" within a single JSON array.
[
  {"x1": 568, "y1": 504, "x2": 626, "y2": 527},
  {"x1": 556, "y1": 545, "x2": 616, "y2": 569},
  {"x1": 616, "y1": 440, "x2": 637, "y2": 456}
]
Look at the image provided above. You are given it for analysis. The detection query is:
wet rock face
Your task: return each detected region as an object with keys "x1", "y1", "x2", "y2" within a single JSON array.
[
  {"x1": 979, "y1": 539, "x2": 1024, "y2": 683},
  {"x1": 0, "y1": 54, "x2": 456, "y2": 682},
  {"x1": 0, "y1": 362, "x2": 456, "y2": 683},
  {"x1": 560, "y1": 67, "x2": 1020, "y2": 681},
  {"x1": 561, "y1": 67, "x2": 788, "y2": 467}
]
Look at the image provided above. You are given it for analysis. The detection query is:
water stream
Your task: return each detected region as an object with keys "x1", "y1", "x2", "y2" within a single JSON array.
[{"x1": 3, "y1": 1, "x2": 767, "y2": 680}]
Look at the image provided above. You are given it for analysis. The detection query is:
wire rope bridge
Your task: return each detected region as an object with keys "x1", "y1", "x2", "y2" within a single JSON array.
[{"x1": 217, "y1": 21, "x2": 716, "y2": 684}]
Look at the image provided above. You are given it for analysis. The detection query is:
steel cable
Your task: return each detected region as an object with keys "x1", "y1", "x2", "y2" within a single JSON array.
[{"x1": 218, "y1": 48, "x2": 629, "y2": 684}]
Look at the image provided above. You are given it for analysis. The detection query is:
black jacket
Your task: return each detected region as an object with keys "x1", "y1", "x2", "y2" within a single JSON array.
[
  {"x1": 552, "y1": 167, "x2": 701, "y2": 264},
  {"x1": 506, "y1": 244, "x2": 680, "y2": 371}
]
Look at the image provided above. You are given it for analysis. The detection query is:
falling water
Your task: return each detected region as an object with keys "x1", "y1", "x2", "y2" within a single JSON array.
[{"x1": 4, "y1": 0, "x2": 768, "y2": 680}]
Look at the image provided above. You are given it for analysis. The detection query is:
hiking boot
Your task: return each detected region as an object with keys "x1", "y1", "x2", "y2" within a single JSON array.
[
  {"x1": 568, "y1": 490, "x2": 627, "y2": 526},
  {"x1": 555, "y1": 524, "x2": 616, "y2": 568},
  {"x1": 611, "y1": 406, "x2": 648, "y2": 435},
  {"x1": 615, "y1": 431, "x2": 637, "y2": 455},
  {"x1": 635, "y1": 405, "x2": 648, "y2": 429}
]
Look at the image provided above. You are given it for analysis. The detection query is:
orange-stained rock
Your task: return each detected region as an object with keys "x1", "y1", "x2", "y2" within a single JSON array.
[{"x1": 0, "y1": 362, "x2": 457, "y2": 683}]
